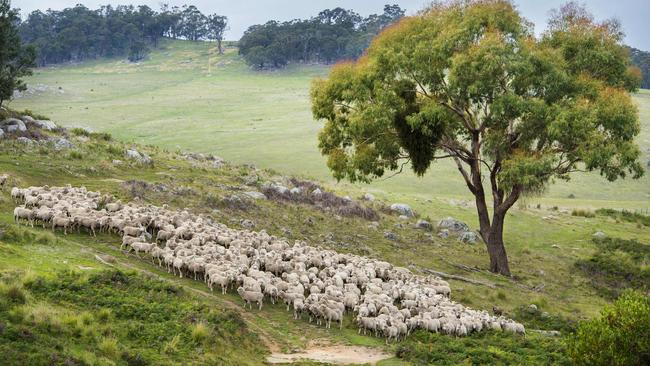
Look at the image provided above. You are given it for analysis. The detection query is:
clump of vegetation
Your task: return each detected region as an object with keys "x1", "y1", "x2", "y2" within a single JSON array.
[
  {"x1": 571, "y1": 209, "x2": 595, "y2": 218},
  {"x1": 396, "y1": 330, "x2": 570, "y2": 365},
  {"x1": 575, "y1": 237, "x2": 650, "y2": 298},
  {"x1": 513, "y1": 305, "x2": 575, "y2": 333},
  {"x1": 0, "y1": 269, "x2": 266, "y2": 365},
  {"x1": 566, "y1": 290, "x2": 650, "y2": 366},
  {"x1": 595, "y1": 208, "x2": 650, "y2": 226},
  {"x1": 68, "y1": 150, "x2": 84, "y2": 160}
]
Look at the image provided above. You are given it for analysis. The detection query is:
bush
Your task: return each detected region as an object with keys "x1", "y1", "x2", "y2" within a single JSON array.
[
  {"x1": 70, "y1": 128, "x2": 91, "y2": 137},
  {"x1": 596, "y1": 208, "x2": 650, "y2": 227},
  {"x1": 566, "y1": 290, "x2": 650, "y2": 366},
  {"x1": 190, "y1": 322, "x2": 210, "y2": 343},
  {"x1": 98, "y1": 337, "x2": 120, "y2": 359},
  {"x1": 575, "y1": 237, "x2": 650, "y2": 297},
  {"x1": 571, "y1": 209, "x2": 595, "y2": 218},
  {"x1": 68, "y1": 150, "x2": 84, "y2": 160}
]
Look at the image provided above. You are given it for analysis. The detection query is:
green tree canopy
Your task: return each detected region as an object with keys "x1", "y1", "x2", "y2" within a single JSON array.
[
  {"x1": 311, "y1": 0, "x2": 643, "y2": 276},
  {"x1": 0, "y1": 0, "x2": 35, "y2": 107}
]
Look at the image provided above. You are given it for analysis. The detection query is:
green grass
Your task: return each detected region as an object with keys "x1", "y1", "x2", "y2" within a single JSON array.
[
  {"x1": 8, "y1": 39, "x2": 650, "y2": 212},
  {"x1": 2, "y1": 38, "x2": 650, "y2": 364}
]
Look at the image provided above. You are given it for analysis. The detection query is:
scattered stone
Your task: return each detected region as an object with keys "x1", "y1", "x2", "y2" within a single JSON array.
[
  {"x1": 241, "y1": 219, "x2": 255, "y2": 228},
  {"x1": 112, "y1": 159, "x2": 123, "y2": 166},
  {"x1": 532, "y1": 329, "x2": 561, "y2": 337},
  {"x1": 33, "y1": 119, "x2": 58, "y2": 131},
  {"x1": 527, "y1": 304, "x2": 538, "y2": 314},
  {"x1": 398, "y1": 215, "x2": 409, "y2": 221},
  {"x1": 593, "y1": 231, "x2": 607, "y2": 240},
  {"x1": 367, "y1": 221, "x2": 379, "y2": 230},
  {"x1": 1, "y1": 118, "x2": 27, "y2": 133},
  {"x1": 244, "y1": 191, "x2": 266, "y2": 200},
  {"x1": 390, "y1": 203, "x2": 414, "y2": 217},
  {"x1": 125, "y1": 149, "x2": 152, "y2": 165},
  {"x1": 290, "y1": 187, "x2": 302, "y2": 195},
  {"x1": 342, "y1": 195, "x2": 352, "y2": 203},
  {"x1": 415, "y1": 219, "x2": 432, "y2": 230},
  {"x1": 243, "y1": 174, "x2": 258, "y2": 185},
  {"x1": 0, "y1": 129, "x2": 5, "y2": 140},
  {"x1": 438, "y1": 229, "x2": 449, "y2": 238},
  {"x1": 16, "y1": 137, "x2": 34, "y2": 146},
  {"x1": 541, "y1": 312, "x2": 550, "y2": 319},
  {"x1": 551, "y1": 244, "x2": 560, "y2": 249},
  {"x1": 312, "y1": 188, "x2": 322, "y2": 197},
  {"x1": 51, "y1": 137, "x2": 74, "y2": 150},
  {"x1": 384, "y1": 231, "x2": 398, "y2": 241},
  {"x1": 362, "y1": 193, "x2": 375, "y2": 201},
  {"x1": 459, "y1": 231, "x2": 479, "y2": 244},
  {"x1": 19, "y1": 115, "x2": 35, "y2": 124},
  {"x1": 438, "y1": 217, "x2": 470, "y2": 232},
  {"x1": 263, "y1": 182, "x2": 289, "y2": 195}
]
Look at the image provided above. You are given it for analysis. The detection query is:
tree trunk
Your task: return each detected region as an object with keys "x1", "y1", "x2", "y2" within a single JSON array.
[
  {"x1": 485, "y1": 212, "x2": 511, "y2": 276},
  {"x1": 217, "y1": 39, "x2": 223, "y2": 54}
]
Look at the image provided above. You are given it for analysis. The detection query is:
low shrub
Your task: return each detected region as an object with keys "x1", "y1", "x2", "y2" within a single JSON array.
[
  {"x1": 566, "y1": 290, "x2": 650, "y2": 366},
  {"x1": 98, "y1": 337, "x2": 120, "y2": 359},
  {"x1": 596, "y1": 208, "x2": 650, "y2": 226},
  {"x1": 571, "y1": 209, "x2": 595, "y2": 218},
  {"x1": 575, "y1": 237, "x2": 650, "y2": 298},
  {"x1": 70, "y1": 128, "x2": 91, "y2": 137},
  {"x1": 68, "y1": 150, "x2": 84, "y2": 160},
  {"x1": 190, "y1": 322, "x2": 210, "y2": 343}
]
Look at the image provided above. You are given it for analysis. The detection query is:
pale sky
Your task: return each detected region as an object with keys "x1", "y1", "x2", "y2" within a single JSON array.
[{"x1": 12, "y1": 0, "x2": 650, "y2": 50}]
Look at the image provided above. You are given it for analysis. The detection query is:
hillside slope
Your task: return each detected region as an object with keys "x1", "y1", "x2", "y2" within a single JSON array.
[
  {"x1": 7, "y1": 39, "x2": 650, "y2": 211},
  {"x1": 0, "y1": 110, "x2": 648, "y2": 364}
]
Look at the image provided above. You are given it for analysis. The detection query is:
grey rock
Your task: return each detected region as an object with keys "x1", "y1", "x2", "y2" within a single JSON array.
[
  {"x1": 438, "y1": 229, "x2": 450, "y2": 238},
  {"x1": 0, "y1": 129, "x2": 5, "y2": 139},
  {"x1": 244, "y1": 191, "x2": 266, "y2": 200},
  {"x1": 112, "y1": 159, "x2": 123, "y2": 165},
  {"x1": 342, "y1": 195, "x2": 352, "y2": 203},
  {"x1": 290, "y1": 187, "x2": 302, "y2": 195},
  {"x1": 367, "y1": 221, "x2": 379, "y2": 230},
  {"x1": 390, "y1": 203, "x2": 414, "y2": 217},
  {"x1": 384, "y1": 231, "x2": 398, "y2": 241},
  {"x1": 34, "y1": 120, "x2": 58, "y2": 131},
  {"x1": 241, "y1": 219, "x2": 255, "y2": 228},
  {"x1": 459, "y1": 231, "x2": 479, "y2": 244},
  {"x1": 398, "y1": 215, "x2": 409, "y2": 221},
  {"x1": 264, "y1": 182, "x2": 289, "y2": 195},
  {"x1": 125, "y1": 149, "x2": 152, "y2": 165},
  {"x1": 415, "y1": 219, "x2": 432, "y2": 230},
  {"x1": 593, "y1": 231, "x2": 607, "y2": 240},
  {"x1": 312, "y1": 188, "x2": 323, "y2": 197},
  {"x1": 19, "y1": 115, "x2": 35, "y2": 123},
  {"x1": 52, "y1": 137, "x2": 74, "y2": 150},
  {"x1": 438, "y1": 217, "x2": 470, "y2": 232},
  {"x1": 527, "y1": 304, "x2": 538, "y2": 313},
  {"x1": 2, "y1": 118, "x2": 27, "y2": 133},
  {"x1": 362, "y1": 193, "x2": 375, "y2": 201},
  {"x1": 16, "y1": 137, "x2": 34, "y2": 145}
]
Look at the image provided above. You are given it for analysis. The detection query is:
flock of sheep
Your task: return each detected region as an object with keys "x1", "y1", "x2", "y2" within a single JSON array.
[{"x1": 12, "y1": 185, "x2": 525, "y2": 341}]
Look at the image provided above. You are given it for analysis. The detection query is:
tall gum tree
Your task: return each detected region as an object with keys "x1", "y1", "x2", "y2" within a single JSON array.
[{"x1": 310, "y1": 0, "x2": 644, "y2": 276}]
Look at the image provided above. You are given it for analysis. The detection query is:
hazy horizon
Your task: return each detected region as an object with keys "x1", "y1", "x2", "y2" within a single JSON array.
[{"x1": 12, "y1": 0, "x2": 650, "y2": 50}]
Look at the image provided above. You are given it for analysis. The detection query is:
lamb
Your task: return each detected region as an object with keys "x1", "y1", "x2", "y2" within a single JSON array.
[{"x1": 237, "y1": 287, "x2": 264, "y2": 310}]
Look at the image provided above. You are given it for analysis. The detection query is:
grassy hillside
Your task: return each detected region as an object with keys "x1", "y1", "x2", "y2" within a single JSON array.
[
  {"x1": 8, "y1": 39, "x2": 650, "y2": 213},
  {"x1": 0, "y1": 111, "x2": 648, "y2": 364}
]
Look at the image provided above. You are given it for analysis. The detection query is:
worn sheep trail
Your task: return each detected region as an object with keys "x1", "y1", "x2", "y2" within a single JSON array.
[{"x1": 12, "y1": 185, "x2": 525, "y2": 360}]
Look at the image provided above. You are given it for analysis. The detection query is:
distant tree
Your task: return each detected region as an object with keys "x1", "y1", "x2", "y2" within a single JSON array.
[
  {"x1": 180, "y1": 5, "x2": 207, "y2": 41},
  {"x1": 238, "y1": 4, "x2": 405, "y2": 69},
  {"x1": 127, "y1": 41, "x2": 149, "y2": 62},
  {"x1": 310, "y1": 0, "x2": 643, "y2": 276},
  {"x1": 207, "y1": 14, "x2": 228, "y2": 54},
  {"x1": 630, "y1": 47, "x2": 650, "y2": 89},
  {"x1": 0, "y1": 0, "x2": 35, "y2": 107},
  {"x1": 567, "y1": 290, "x2": 650, "y2": 366}
]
